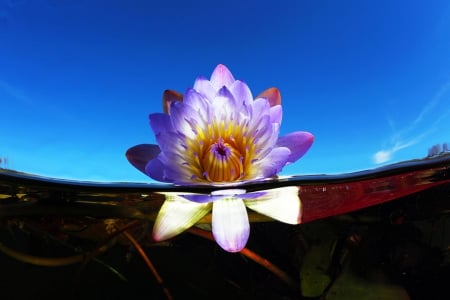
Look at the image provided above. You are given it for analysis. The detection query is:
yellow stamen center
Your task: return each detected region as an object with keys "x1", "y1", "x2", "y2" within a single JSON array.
[
  {"x1": 183, "y1": 119, "x2": 258, "y2": 183},
  {"x1": 202, "y1": 139, "x2": 243, "y2": 182}
]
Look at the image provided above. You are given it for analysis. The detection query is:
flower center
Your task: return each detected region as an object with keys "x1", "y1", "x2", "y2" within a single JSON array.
[
  {"x1": 202, "y1": 138, "x2": 244, "y2": 182},
  {"x1": 213, "y1": 142, "x2": 230, "y2": 158}
]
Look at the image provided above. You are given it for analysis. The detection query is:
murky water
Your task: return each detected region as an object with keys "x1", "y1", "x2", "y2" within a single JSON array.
[{"x1": 0, "y1": 153, "x2": 449, "y2": 299}]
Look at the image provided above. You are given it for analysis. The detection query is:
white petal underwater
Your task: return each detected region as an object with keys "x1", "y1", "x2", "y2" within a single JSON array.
[
  {"x1": 212, "y1": 197, "x2": 250, "y2": 252},
  {"x1": 152, "y1": 193, "x2": 212, "y2": 241},
  {"x1": 244, "y1": 186, "x2": 302, "y2": 224}
]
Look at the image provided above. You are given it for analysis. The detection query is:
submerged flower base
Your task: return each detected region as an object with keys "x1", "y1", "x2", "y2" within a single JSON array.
[
  {"x1": 127, "y1": 64, "x2": 313, "y2": 252},
  {"x1": 153, "y1": 187, "x2": 301, "y2": 252}
]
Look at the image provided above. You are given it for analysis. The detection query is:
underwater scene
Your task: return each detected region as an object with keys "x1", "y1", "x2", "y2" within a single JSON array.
[
  {"x1": 1, "y1": 1, "x2": 450, "y2": 299},
  {"x1": 0, "y1": 153, "x2": 449, "y2": 299}
]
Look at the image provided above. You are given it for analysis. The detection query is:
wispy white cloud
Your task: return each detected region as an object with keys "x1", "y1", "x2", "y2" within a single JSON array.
[
  {"x1": 372, "y1": 81, "x2": 450, "y2": 164},
  {"x1": 373, "y1": 132, "x2": 429, "y2": 164},
  {"x1": 373, "y1": 150, "x2": 391, "y2": 164},
  {"x1": 413, "y1": 81, "x2": 450, "y2": 126}
]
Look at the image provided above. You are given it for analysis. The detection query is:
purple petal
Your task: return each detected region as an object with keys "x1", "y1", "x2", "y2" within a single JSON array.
[
  {"x1": 255, "y1": 147, "x2": 291, "y2": 178},
  {"x1": 216, "y1": 85, "x2": 236, "y2": 101},
  {"x1": 145, "y1": 157, "x2": 167, "y2": 182},
  {"x1": 163, "y1": 165, "x2": 192, "y2": 184},
  {"x1": 169, "y1": 101, "x2": 198, "y2": 139},
  {"x1": 193, "y1": 76, "x2": 216, "y2": 100},
  {"x1": 250, "y1": 98, "x2": 270, "y2": 120},
  {"x1": 149, "y1": 113, "x2": 173, "y2": 135},
  {"x1": 229, "y1": 80, "x2": 253, "y2": 107},
  {"x1": 237, "y1": 191, "x2": 267, "y2": 199},
  {"x1": 183, "y1": 189, "x2": 247, "y2": 203},
  {"x1": 183, "y1": 194, "x2": 216, "y2": 203},
  {"x1": 211, "y1": 86, "x2": 238, "y2": 119},
  {"x1": 183, "y1": 88, "x2": 209, "y2": 114},
  {"x1": 269, "y1": 105, "x2": 282, "y2": 124},
  {"x1": 153, "y1": 194, "x2": 212, "y2": 241},
  {"x1": 147, "y1": 153, "x2": 195, "y2": 184},
  {"x1": 212, "y1": 198, "x2": 250, "y2": 252},
  {"x1": 210, "y1": 64, "x2": 235, "y2": 90},
  {"x1": 154, "y1": 131, "x2": 185, "y2": 155},
  {"x1": 246, "y1": 98, "x2": 274, "y2": 150},
  {"x1": 244, "y1": 187, "x2": 302, "y2": 224},
  {"x1": 276, "y1": 131, "x2": 314, "y2": 163},
  {"x1": 252, "y1": 122, "x2": 280, "y2": 160},
  {"x1": 252, "y1": 115, "x2": 275, "y2": 141},
  {"x1": 126, "y1": 144, "x2": 161, "y2": 175}
]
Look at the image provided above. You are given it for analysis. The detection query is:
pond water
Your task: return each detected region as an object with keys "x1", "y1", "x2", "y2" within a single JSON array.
[{"x1": 1, "y1": 153, "x2": 449, "y2": 299}]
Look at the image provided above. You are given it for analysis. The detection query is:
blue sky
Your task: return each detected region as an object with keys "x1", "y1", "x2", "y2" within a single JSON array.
[{"x1": 1, "y1": 0, "x2": 449, "y2": 182}]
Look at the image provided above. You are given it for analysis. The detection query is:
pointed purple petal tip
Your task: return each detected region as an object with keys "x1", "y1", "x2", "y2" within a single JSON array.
[
  {"x1": 277, "y1": 131, "x2": 314, "y2": 163},
  {"x1": 210, "y1": 64, "x2": 235, "y2": 90}
]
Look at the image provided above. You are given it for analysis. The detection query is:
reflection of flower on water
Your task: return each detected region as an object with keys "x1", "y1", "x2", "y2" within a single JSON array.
[{"x1": 127, "y1": 64, "x2": 314, "y2": 252}]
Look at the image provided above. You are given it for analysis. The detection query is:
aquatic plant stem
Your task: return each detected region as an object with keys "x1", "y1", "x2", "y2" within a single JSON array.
[
  {"x1": 74, "y1": 220, "x2": 142, "y2": 280},
  {"x1": 0, "y1": 223, "x2": 125, "y2": 280},
  {"x1": 187, "y1": 227, "x2": 298, "y2": 290},
  {"x1": 0, "y1": 242, "x2": 83, "y2": 266},
  {"x1": 239, "y1": 248, "x2": 298, "y2": 290},
  {"x1": 121, "y1": 230, "x2": 174, "y2": 300}
]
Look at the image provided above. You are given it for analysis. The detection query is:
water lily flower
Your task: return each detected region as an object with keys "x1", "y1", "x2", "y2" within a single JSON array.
[{"x1": 126, "y1": 64, "x2": 313, "y2": 252}]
